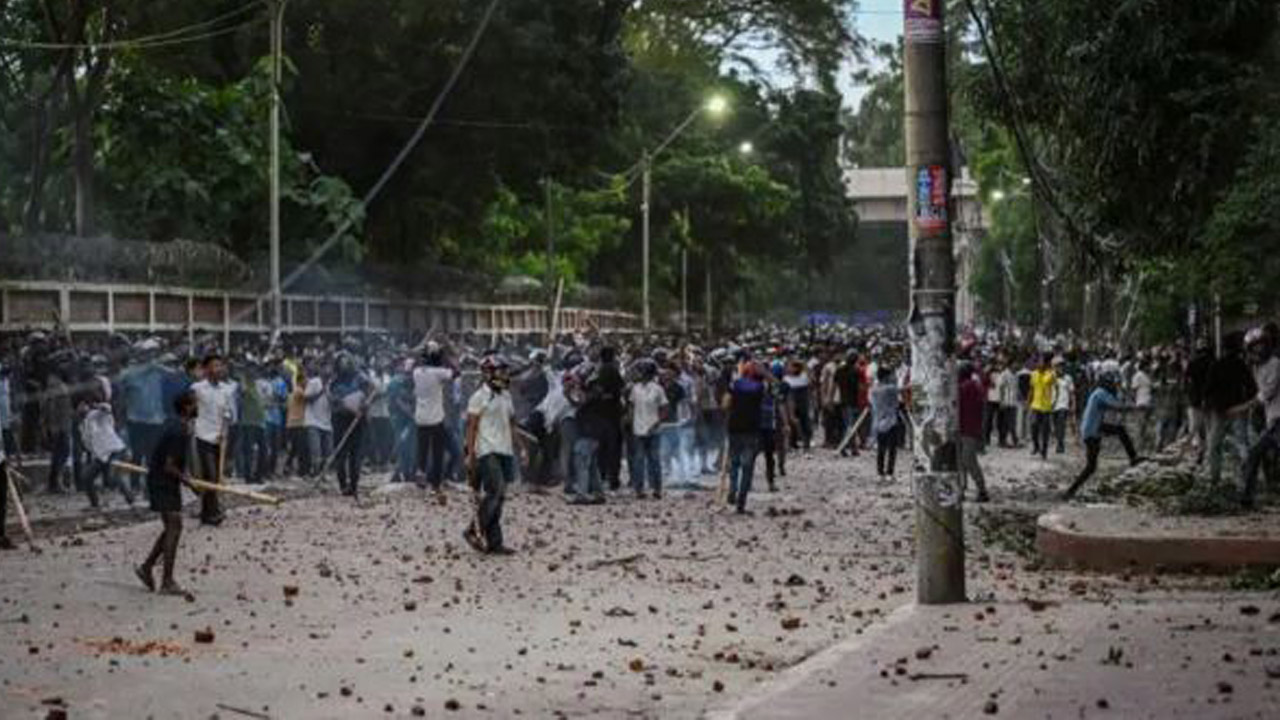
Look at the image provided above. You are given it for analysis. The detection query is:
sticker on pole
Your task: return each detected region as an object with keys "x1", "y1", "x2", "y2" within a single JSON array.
[
  {"x1": 914, "y1": 165, "x2": 948, "y2": 233},
  {"x1": 904, "y1": 0, "x2": 943, "y2": 44}
]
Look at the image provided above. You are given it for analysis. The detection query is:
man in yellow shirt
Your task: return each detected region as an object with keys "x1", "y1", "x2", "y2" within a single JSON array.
[{"x1": 1029, "y1": 354, "x2": 1057, "y2": 460}]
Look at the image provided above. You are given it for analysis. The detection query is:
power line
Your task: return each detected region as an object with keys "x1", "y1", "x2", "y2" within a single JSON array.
[{"x1": 0, "y1": 3, "x2": 263, "y2": 51}]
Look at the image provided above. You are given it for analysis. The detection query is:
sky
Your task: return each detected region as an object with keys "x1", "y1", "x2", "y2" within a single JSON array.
[{"x1": 843, "y1": 0, "x2": 904, "y2": 109}]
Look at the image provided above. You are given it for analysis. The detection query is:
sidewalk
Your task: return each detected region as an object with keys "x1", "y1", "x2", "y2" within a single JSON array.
[{"x1": 711, "y1": 594, "x2": 1280, "y2": 719}]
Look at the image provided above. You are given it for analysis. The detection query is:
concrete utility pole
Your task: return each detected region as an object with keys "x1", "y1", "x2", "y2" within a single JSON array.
[
  {"x1": 903, "y1": 0, "x2": 966, "y2": 604},
  {"x1": 544, "y1": 177, "x2": 555, "y2": 323},
  {"x1": 641, "y1": 151, "x2": 652, "y2": 332},
  {"x1": 269, "y1": 0, "x2": 287, "y2": 336}
]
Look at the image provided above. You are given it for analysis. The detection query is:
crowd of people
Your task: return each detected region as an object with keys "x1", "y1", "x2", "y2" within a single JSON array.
[{"x1": 1, "y1": 321, "x2": 1277, "y2": 578}]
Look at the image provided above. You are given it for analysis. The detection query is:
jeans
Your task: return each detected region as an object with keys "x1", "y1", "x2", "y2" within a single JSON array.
[
  {"x1": 1066, "y1": 423, "x2": 1138, "y2": 497},
  {"x1": 572, "y1": 436, "x2": 603, "y2": 500},
  {"x1": 728, "y1": 432, "x2": 760, "y2": 511},
  {"x1": 80, "y1": 450, "x2": 132, "y2": 507},
  {"x1": 46, "y1": 429, "x2": 71, "y2": 492},
  {"x1": 285, "y1": 426, "x2": 310, "y2": 476},
  {"x1": 630, "y1": 433, "x2": 662, "y2": 493},
  {"x1": 660, "y1": 424, "x2": 683, "y2": 483},
  {"x1": 416, "y1": 423, "x2": 448, "y2": 487},
  {"x1": 472, "y1": 454, "x2": 513, "y2": 550},
  {"x1": 306, "y1": 427, "x2": 333, "y2": 477},
  {"x1": 126, "y1": 421, "x2": 163, "y2": 489},
  {"x1": 983, "y1": 401, "x2": 1000, "y2": 448},
  {"x1": 391, "y1": 416, "x2": 417, "y2": 480},
  {"x1": 559, "y1": 417, "x2": 579, "y2": 494},
  {"x1": 368, "y1": 416, "x2": 393, "y2": 467},
  {"x1": 1241, "y1": 419, "x2": 1279, "y2": 506},
  {"x1": 195, "y1": 438, "x2": 224, "y2": 524},
  {"x1": 761, "y1": 428, "x2": 778, "y2": 485},
  {"x1": 998, "y1": 406, "x2": 1019, "y2": 446},
  {"x1": 235, "y1": 424, "x2": 267, "y2": 484},
  {"x1": 1206, "y1": 412, "x2": 1249, "y2": 484},
  {"x1": 1052, "y1": 410, "x2": 1070, "y2": 453},
  {"x1": 958, "y1": 436, "x2": 986, "y2": 498},
  {"x1": 264, "y1": 422, "x2": 283, "y2": 477},
  {"x1": 876, "y1": 427, "x2": 899, "y2": 476},
  {"x1": 1031, "y1": 410, "x2": 1053, "y2": 457},
  {"x1": 332, "y1": 412, "x2": 364, "y2": 494}
]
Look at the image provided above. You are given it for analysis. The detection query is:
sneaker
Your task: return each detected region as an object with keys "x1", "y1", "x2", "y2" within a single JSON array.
[
  {"x1": 490, "y1": 546, "x2": 516, "y2": 556},
  {"x1": 635, "y1": 490, "x2": 647, "y2": 500},
  {"x1": 158, "y1": 582, "x2": 188, "y2": 597},
  {"x1": 975, "y1": 492, "x2": 991, "y2": 503},
  {"x1": 462, "y1": 528, "x2": 486, "y2": 553}
]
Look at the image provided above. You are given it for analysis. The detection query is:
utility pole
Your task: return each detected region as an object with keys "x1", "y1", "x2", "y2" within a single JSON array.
[
  {"x1": 544, "y1": 177, "x2": 555, "y2": 325},
  {"x1": 269, "y1": 0, "x2": 287, "y2": 337},
  {"x1": 641, "y1": 151, "x2": 651, "y2": 332},
  {"x1": 705, "y1": 262, "x2": 712, "y2": 335},
  {"x1": 904, "y1": 0, "x2": 966, "y2": 604}
]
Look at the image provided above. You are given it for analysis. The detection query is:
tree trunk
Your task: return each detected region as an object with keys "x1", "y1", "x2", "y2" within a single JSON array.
[
  {"x1": 72, "y1": 99, "x2": 94, "y2": 237},
  {"x1": 23, "y1": 97, "x2": 51, "y2": 233}
]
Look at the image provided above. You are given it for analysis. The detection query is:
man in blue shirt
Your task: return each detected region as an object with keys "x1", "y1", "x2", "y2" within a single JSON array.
[
  {"x1": 1063, "y1": 372, "x2": 1143, "y2": 499},
  {"x1": 120, "y1": 349, "x2": 174, "y2": 493}
]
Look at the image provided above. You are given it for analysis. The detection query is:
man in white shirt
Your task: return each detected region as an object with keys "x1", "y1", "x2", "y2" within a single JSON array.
[
  {"x1": 304, "y1": 362, "x2": 333, "y2": 480},
  {"x1": 80, "y1": 393, "x2": 132, "y2": 508},
  {"x1": 190, "y1": 353, "x2": 236, "y2": 525},
  {"x1": 628, "y1": 361, "x2": 668, "y2": 499},
  {"x1": 463, "y1": 356, "x2": 522, "y2": 555},
  {"x1": 1052, "y1": 363, "x2": 1075, "y2": 454},
  {"x1": 414, "y1": 347, "x2": 456, "y2": 491}
]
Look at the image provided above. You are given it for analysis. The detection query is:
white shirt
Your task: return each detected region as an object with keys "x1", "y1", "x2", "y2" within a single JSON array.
[
  {"x1": 192, "y1": 379, "x2": 236, "y2": 444},
  {"x1": 304, "y1": 377, "x2": 332, "y2": 431},
  {"x1": 468, "y1": 384, "x2": 514, "y2": 458},
  {"x1": 1053, "y1": 374, "x2": 1075, "y2": 412},
  {"x1": 1131, "y1": 370, "x2": 1153, "y2": 408},
  {"x1": 537, "y1": 383, "x2": 572, "y2": 426},
  {"x1": 81, "y1": 405, "x2": 125, "y2": 462},
  {"x1": 413, "y1": 366, "x2": 453, "y2": 426},
  {"x1": 368, "y1": 374, "x2": 390, "y2": 418},
  {"x1": 630, "y1": 381, "x2": 668, "y2": 437}
]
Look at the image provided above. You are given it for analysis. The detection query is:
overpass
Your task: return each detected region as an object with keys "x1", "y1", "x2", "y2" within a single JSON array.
[{"x1": 844, "y1": 167, "x2": 987, "y2": 326}]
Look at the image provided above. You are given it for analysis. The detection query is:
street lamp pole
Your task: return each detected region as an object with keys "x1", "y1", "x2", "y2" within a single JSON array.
[{"x1": 638, "y1": 95, "x2": 727, "y2": 331}]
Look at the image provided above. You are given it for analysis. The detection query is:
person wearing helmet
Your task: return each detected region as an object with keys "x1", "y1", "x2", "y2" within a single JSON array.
[
  {"x1": 463, "y1": 355, "x2": 521, "y2": 555},
  {"x1": 1240, "y1": 326, "x2": 1279, "y2": 509},
  {"x1": 1062, "y1": 371, "x2": 1144, "y2": 499}
]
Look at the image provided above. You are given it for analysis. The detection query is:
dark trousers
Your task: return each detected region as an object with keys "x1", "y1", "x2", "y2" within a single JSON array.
[
  {"x1": 792, "y1": 395, "x2": 812, "y2": 449},
  {"x1": 1066, "y1": 424, "x2": 1138, "y2": 498},
  {"x1": 264, "y1": 423, "x2": 283, "y2": 477},
  {"x1": 285, "y1": 426, "x2": 309, "y2": 476},
  {"x1": 998, "y1": 406, "x2": 1019, "y2": 446},
  {"x1": 417, "y1": 423, "x2": 447, "y2": 487},
  {"x1": 1053, "y1": 410, "x2": 1069, "y2": 453},
  {"x1": 1242, "y1": 420, "x2": 1280, "y2": 507},
  {"x1": 761, "y1": 428, "x2": 779, "y2": 486},
  {"x1": 332, "y1": 412, "x2": 365, "y2": 494},
  {"x1": 1031, "y1": 410, "x2": 1052, "y2": 458},
  {"x1": 195, "y1": 439, "x2": 224, "y2": 525},
  {"x1": 598, "y1": 422, "x2": 623, "y2": 488},
  {"x1": 46, "y1": 429, "x2": 71, "y2": 492},
  {"x1": 1, "y1": 459, "x2": 10, "y2": 541},
  {"x1": 127, "y1": 422, "x2": 163, "y2": 492},
  {"x1": 235, "y1": 425, "x2": 267, "y2": 484},
  {"x1": 876, "y1": 427, "x2": 898, "y2": 476},
  {"x1": 369, "y1": 417, "x2": 393, "y2": 466},
  {"x1": 983, "y1": 401, "x2": 1000, "y2": 448},
  {"x1": 472, "y1": 454, "x2": 513, "y2": 551},
  {"x1": 630, "y1": 433, "x2": 662, "y2": 493},
  {"x1": 80, "y1": 451, "x2": 132, "y2": 507}
]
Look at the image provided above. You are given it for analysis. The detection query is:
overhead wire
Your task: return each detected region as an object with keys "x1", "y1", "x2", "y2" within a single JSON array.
[{"x1": 0, "y1": 2, "x2": 263, "y2": 51}]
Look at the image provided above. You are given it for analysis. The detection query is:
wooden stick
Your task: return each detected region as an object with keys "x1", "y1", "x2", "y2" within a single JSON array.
[
  {"x1": 317, "y1": 409, "x2": 367, "y2": 481},
  {"x1": 4, "y1": 466, "x2": 38, "y2": 551},
  {"x1": 835, "y1": 407, "x2": 870, "y2": 455},
  {"x1": 111, "y1": 462, "x2": 281, "y2": 506},
  {"x1": 187, "y1": 479, "x2": 281, "y2": 505},
  {"x1": 216, "y1": 415, "x2": 229, "y2": 486}
]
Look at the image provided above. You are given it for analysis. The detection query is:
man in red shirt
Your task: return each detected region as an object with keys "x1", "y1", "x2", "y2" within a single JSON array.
[{"x1": 958, "y1": 364, "x2": 990, "y2": 502}]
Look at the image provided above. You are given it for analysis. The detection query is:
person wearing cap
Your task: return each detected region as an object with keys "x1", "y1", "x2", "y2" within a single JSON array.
[{"x1": 1062, "y1": 371, "x2": 1143, "y2": 499}]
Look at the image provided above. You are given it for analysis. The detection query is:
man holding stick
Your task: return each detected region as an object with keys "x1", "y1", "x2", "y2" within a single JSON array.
[{"x1": 135, "y1": 390, "x2": 198, "y2": 595}]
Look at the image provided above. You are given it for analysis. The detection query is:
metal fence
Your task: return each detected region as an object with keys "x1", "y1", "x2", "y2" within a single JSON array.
[{"x1": 0, "y1": 280, "x2": 640, "y2": 346}]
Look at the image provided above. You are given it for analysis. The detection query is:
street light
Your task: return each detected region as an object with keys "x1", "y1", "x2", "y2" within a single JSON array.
[
  {"x1": 738, "y1": 140, "x2": 754, "y2": 155},
  {"x1": 991, "y1": 189, "x2": 1007, "y2": 202},
  {"x1": 641, "y1": 93, "x2": 731, "y2": 331}
]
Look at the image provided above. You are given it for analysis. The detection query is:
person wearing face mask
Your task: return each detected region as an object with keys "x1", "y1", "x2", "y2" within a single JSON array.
[
  {"x1": 134, "y1": 390, "x2": 199, "y2": 595},
  {"x1": 463, "y1": 355, "x2": 524, "y2": 555}
]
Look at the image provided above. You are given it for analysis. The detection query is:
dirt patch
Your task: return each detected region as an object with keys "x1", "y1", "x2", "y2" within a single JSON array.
[
  {"x1": 82, "y1": 637, "x2": 188, "y2": 658},
  {"x1": 973, "y1": 507, "x2": 1039, "y2": 559}
]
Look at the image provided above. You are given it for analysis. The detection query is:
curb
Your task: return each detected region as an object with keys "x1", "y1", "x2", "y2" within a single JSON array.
[
  {"x1": 1037, "y1": 510, "x2": 1280, "y2": 571},
  {"x1": 703, "y1": 603, "x2": 917, "y2": 720}
]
